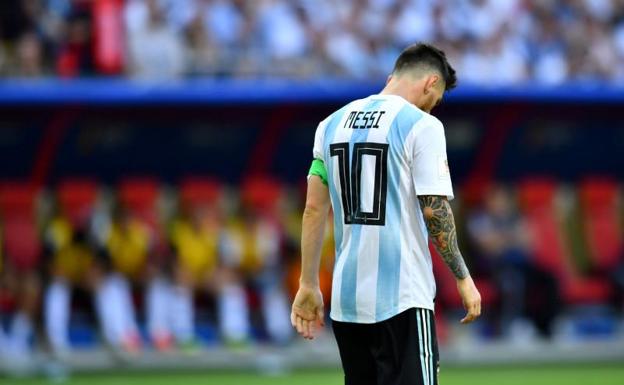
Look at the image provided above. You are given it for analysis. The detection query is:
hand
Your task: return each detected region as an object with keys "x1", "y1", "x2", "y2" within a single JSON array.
[
  {"x1": 291, "y1": 284, "x2": 325, "y2": 340},
  {"x1": 456, "y1": 276, "x2": 481, "y2": 324}
]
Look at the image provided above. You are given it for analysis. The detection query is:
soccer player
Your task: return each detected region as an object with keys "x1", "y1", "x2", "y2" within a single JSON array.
[
  {"x1": 44, "y1": 209, "x2": 143, "y2": 358},
  {"x1": 291, "y1": 43, "x2": 482, "y2": 385},
  {"x1": 168, "y1": 204, "x2": 222, "y2": 348},
  {"x1": 221, "y1": 203, "x2": 293, "y2": 345}
]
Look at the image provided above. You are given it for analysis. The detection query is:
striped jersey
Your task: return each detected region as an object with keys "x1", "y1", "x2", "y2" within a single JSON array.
[{"x1": 311, "y1": 94, "x2": 454, "y2": 323}]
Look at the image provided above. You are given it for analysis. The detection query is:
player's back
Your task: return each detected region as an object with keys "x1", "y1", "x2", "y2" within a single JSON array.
[{"x1": 311, "y1": 94, "x2": 453, "y2": 323}]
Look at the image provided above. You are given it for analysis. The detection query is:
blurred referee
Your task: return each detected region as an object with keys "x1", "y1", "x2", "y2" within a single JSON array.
[{"x1": 291, "y1": 43, "x2": 482, "y2": 385}]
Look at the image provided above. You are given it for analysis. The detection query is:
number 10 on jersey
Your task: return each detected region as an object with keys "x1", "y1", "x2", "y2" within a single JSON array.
[{"x1": 329, "y1": 142, "x2": 389, "y2": 226}]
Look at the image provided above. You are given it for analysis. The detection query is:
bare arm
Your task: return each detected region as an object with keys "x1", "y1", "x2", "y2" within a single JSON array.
[
  {"x1": 418, "y1": 195, "x2": 481, "y2": 323},
  {"x1": 292, "y1": 175, "x2": 331, "y2": 339},
  {"x1": 300, "y1": 176, "x2": 332, "y2": 287}
]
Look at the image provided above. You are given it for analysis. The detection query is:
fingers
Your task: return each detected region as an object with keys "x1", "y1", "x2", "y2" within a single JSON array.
[
  {"x1": 292, "y1": 315, "x2": 315, "y2": 339},
  {"x1": 297, "y1": 315, "x2": 304, "y2": 335},
  {"x1": 303, "y1": 319, "x2": 313, "y2": 340},
  {"x1": 460, "y1": 300, "x2": 482, "y2": 324},
  {"x1": 291, "y1": 309, "x2": 325, "y2": 339}
]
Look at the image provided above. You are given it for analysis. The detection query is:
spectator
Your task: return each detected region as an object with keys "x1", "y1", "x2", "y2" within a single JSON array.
[
  {"x1": 13, "y1": 32, "x2": 45, "y2": 77},
  {"x1": 56, "y1": 10, "x2": 95, "y2": 77},
  {"x1": 184, "y1": 13, "x2": 220, "y2": 76},
  {"x1": 126, "y1": 0, "x2": 185, "y2": 79}
]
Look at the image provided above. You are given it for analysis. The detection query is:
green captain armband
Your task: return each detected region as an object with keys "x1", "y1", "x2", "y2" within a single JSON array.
[{"x1": 308, "y1": 159, "x2": 328, "y2": 186}]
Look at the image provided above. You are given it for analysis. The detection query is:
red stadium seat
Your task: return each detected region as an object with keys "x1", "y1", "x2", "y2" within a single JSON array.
[
  {"x1": 179, "y1": 177, "x2": 223, "y2": 209},
  {"x1": 241, "y1": 176, "x2": 284, "y2": 214},
  {"x1": 517, "y1": 178, "x2": 611, "y2": 305},
  {"x1": 57, "y1": 178, "x2": 99, "y2": 229},
  {"x1": 118, "y1": 177, "x2": 168, "y2": 256},
  {"x1": 460, "y1": 177, "x2": 494, "y2": 210},
  {"x1": 0, "y1": 182, "x2": 41, "y2": 271},
  {"x1": 118, "y1": 177, "x2": 160, "y2": 212},
  {"x1": 0, "y1": 182, "x2": 37, "y2": 216},
  {"x1": 578, "y1": 178, "x2": 622, "y2": 272}
]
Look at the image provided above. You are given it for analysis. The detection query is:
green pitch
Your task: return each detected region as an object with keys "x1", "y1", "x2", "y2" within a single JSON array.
[{"x1": 3, "y1": 364, "x2": 623, "y2": 385}]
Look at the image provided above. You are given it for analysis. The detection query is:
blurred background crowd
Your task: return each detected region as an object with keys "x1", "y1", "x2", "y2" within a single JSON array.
[
  {"x1": 1, "y1": 0, "x2": 624, "y2": 83},
  {"x1": 0, "y1": 177, "x2": 331, "y2": 361},
  {"x1": 1, "y1": 175, "x2": 623, "y2": 361}
]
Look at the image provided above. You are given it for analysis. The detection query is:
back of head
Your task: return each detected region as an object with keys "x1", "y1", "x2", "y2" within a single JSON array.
[{"x1": 392, "y1": 43, "x2": 457, "y2": 91}]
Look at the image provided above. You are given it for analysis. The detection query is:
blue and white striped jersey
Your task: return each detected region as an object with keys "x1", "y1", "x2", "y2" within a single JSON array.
[{"x1": 311, "y1": 94, "x2": 454, "y2": 323}]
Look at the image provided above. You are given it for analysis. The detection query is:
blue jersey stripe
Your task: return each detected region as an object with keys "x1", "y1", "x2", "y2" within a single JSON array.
[{"x1": 375, "y1": 105, "x2": 422, "y2": 319}]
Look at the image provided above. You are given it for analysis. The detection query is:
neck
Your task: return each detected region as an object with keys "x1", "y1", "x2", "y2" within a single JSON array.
[
  {"x1": 379, "y1": 82, "x2": 407, "y2": 99},
  {"x1": 379, "y1": 82, "x2": 409, "y2": 100}
]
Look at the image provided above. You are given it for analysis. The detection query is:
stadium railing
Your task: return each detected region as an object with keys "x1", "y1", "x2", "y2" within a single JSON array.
[{"x1": 0, "y1": 79, "x2": 623, "y2": 105}]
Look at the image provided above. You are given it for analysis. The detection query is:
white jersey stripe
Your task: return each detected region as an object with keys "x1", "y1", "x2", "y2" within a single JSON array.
[
  {"x1": 417, "y1": 310, "x2": 430, "y2": 385},
  {"x1": 425, "y1": 309, "x2": 434, "y2": 385}
]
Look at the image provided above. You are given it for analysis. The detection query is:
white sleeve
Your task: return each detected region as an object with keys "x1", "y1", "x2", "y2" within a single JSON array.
[
  {"x1": 410, "y1": 117, "x2": 454, "y2": 200},
  {"x1": 312, "y1": 118, "x2": 329, "y2": 162}
]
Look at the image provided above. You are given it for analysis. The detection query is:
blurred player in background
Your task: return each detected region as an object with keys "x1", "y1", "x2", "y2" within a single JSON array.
[
  {"x1": 0, "y1": 218, "x2": 40, "y2": 363},
  {"x1": 168, "y1": 204, "x2": 222, "y2": 350},
  {"x1": 93, "y1": 202, "x2": 172, "y2": 354},
  {"x1": 292, "y1": 43, "x2": 481, "y2": 385},
  {"x1": 44, "y1": 200, "x2": 153, "y2": 356},
  {"x1": 43, "y1": 203, "x2": 110, "y2": 356},
  {"x1": 221, "y1": 186, "x2": 292, "y2": 345},
  {"x1": 98, "y1": 205, "x2": 151, "y2": 353},
  {"x1": 467, "y1": 184, "x2": 559, "y2": 339}
]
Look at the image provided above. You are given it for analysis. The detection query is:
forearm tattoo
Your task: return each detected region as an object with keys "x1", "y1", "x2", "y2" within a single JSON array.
[{"x1": 417, "y1": 195, "x2": 469, "y2": 280}]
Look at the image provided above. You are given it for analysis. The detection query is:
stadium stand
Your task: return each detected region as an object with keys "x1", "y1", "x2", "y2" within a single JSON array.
[{"x1": 2, "y1": 0, "x2": 624, "y2": 83}]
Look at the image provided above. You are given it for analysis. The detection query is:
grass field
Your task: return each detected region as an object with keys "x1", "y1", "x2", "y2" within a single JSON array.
[{"x1": 3, "y1": 364, "x2": 623, "y2": 385}]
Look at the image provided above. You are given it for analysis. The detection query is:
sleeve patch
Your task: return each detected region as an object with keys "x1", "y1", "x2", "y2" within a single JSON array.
[{"x1": 438, "y1": 155, "x2": 450, "y2": 179}]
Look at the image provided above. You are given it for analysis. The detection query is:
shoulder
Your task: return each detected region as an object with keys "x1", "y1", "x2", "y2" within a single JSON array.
[
  {"x1": 407, "y1": 113, "x2": 447, "y2": 154},
  {"x1": 409, "y1": 111, "x2": 444, "y2": 138},
  {"x1": 390, "y1": 100, "x2": 440, "y2": 130}
]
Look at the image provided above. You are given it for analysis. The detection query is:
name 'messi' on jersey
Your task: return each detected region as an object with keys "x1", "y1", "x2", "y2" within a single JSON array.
[
  {"x1": 344, "y1": 110, "x2": 386, "y2": 129},
  {"x1": 310, "y1": 93, "x2": 454, "y2": 324}
]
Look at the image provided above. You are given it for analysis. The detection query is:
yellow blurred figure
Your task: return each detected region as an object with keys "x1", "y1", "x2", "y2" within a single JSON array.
[
  {"x1": 47, "y1": 216, "x2": 94, "y2": 283},
  {"x1": 107, "y1": 217, "x2": 150, "y2": 279},
  {"x1": 223, "y1": 214, "x2": 281, "y2": 274},
  {"x1": 170, "y1": 218, "x2": 219, "y2": 284},
  {"x1": 167, "y1": 206, "x2": 224, "y2": 347}
]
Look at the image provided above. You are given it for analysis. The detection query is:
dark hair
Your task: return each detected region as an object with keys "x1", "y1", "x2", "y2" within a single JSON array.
[{"x1": 392, "y1": 43, "x2": 457, "y2": 91}]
